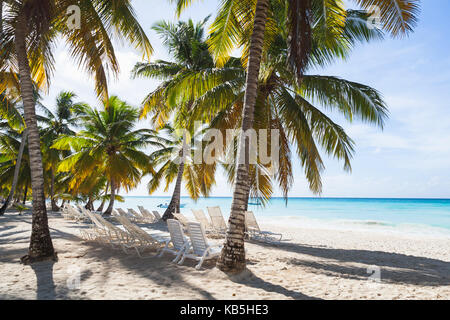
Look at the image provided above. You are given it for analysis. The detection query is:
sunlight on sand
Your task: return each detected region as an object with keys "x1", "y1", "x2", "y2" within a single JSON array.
[{"x1": 1, "y1": 212, "x2": 449, "y2": 300}]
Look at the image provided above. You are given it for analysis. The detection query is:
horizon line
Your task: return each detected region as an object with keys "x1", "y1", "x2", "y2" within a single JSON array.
[{"x1": 121, "y1": 196, "x2": 450, "y2": 200}]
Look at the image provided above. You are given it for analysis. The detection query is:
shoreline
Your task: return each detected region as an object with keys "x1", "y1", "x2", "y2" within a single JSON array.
[
  {"x1": 258, "y1": 216, "x2": 450, "y2": 240},
  {"x1": 1, "y1": 211, "x2": 449, "y2": 300}
]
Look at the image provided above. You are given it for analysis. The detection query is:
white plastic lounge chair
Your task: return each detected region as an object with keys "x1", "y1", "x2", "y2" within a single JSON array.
[
  {"x1": 61, "y1": 203, "x2": 74, "y2": 219},
  {"x1": 94, "y1": 212, "x2": 134, "y2": 247},
  {"x1": 61, "y1": 203, "x2": 72, "y2": 219},
  {"x1": 178, "y1": 222, "x2": 223, "y2": 270},
  {"x1": 191, "y1": 209, "x2": 213, "y2": 230},
  {"x1": 207, "y1": 206, "x2": 227, "y2": 234},
  {"x1": 137, "y1": 206, "x2": 156, "y2": 222},
  {"x1": 69, "y1": 204, "x2": 89, "y2": 222},
  {"x1": 78, "y1": 208, "x2": 113, "y2": 244},
  {"x1": 245, "y1": 211, "x2": 282, "y2": 242},
  {"x1": 173, "y1": 212, "x2": 191, "y2": 227},
  {"x1": 114, "y1": 213, "x2": 170, "y2": 257},
  {"x1": 152, "y1": 210, "x2": 162, "y2": 221},
  {"x1": 62, "y1": 204, "x2": 82, "y2": 221},
  {"x1": 158, "y1": 219, "x2": 190, "y2": 262},
  {"x1": 117, "y1": 208, "x2": 139, "y2": 222},
  {"x1": 128, "y1": 208, "x2": 148, "y2": 223},
  {"x1": 80, "y1": 208, "x2": 132, "y2": 247}
]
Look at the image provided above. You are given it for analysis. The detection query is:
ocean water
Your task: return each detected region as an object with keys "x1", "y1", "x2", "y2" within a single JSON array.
[{"x1": 115, "y1": 197, "x2": 450, "y2": 238}]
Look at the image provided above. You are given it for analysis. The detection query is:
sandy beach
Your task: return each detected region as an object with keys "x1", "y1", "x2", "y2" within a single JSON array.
[{"x1": 1, "y1": 211, "x2": 449, "y2": 300}]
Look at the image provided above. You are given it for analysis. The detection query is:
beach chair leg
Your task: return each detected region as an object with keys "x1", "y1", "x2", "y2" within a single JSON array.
[
  {"x1": 195, "y1": 251, "x2": 210, "y2": 270},
  {"x1": 195, "y1": 259, "x2": 204, "y2": 270},
  {"x1": 172, "y1": 250, "x2": 184, "y2": 263},
  {"x1": 158, "y1": 240, "x2": 171, "y2": 257},
  {"x1": 177, "y1": 254, "x2": 186, "y2": 265},
  {"x1": 134, "y1": 247, "x2": 144, "y2": 258}
]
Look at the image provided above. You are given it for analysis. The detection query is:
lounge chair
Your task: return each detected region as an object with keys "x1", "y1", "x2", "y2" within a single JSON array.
[
  {"x1": 94, "y1": 211, "x2": 134, "y2": 247},
  {"x1": 61, "y1": 203, "x2": 74, "y2": 219},
  {"x1": 191, "y1": 209, "x2": 213, "y2": 230},
  {"x1": 128, "y1": 208, "x2": 150, "y2": 223},
  {"x1": 74, "y1": 205, "x2": 90, "y2": 222},
  {"x1": 173, "y1": 212, "x2": 191, "y2": 227},
  {"x1": 114, "y1": 213, "x2": 170, "y2": 257},
  {"x1": 81, "y1": 207, "x2": 134, "y2": 247},
  {"x1": 137, "y1": 206, "x2": 156, "y2": 222},
  {"x1": 117, "y1": 208, "x2": 140, "y2": 222},
  {"x1": 158, "y1": 219, "x2": 190, "y2": 262},
  {"x1": 206, "y1": 206, "x2": 227, "y2": 234},
  {"x1": 245, "y1": 211, "x2": 282, "y2": 242},
  {"x1": 79, "y1": 208, "x2": 117, "y2": 244},
  {"x1": 152, "y1": 210, "x2": 162, "y2": 221},
  {"x1": 178, "y1": 222, "x2": 223, "y2": 270}
]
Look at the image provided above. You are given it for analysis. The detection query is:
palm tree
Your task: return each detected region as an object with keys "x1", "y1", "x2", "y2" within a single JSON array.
[
  {"x1": 0, "y1": 90, "x2": 27, "y2": 215},
  {"x1": 0, "y1": 1, "x2": 3, "y2": 34},
  {"x1": 0, "y1": 0, "x2": 152, "y2": 263},
  {"x1": 176, "y1": 0, "x2": 421, "y2": 273},
  {"x1": 146, "y1": 125, "x2": 216, "y2": 218},
  {"x1": 0, "y1": 124, "x2": 31, "y2": 208},
  {"x1": 188, "y1": 9, "x2": 387, "y2": 202},
  {"x1": 40, "y1": 91, "x2": 80, "y2": 211},
  {"x1": 53, "y1": 96, "x2": 159, "y2": 216},
  {"x1": 131, "y1": 18, "x2": 218, "y2": 220}
]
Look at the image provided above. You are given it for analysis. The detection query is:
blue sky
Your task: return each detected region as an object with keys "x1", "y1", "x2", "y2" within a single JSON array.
[{"x1": 41, "y1": 0, "x2": 450, "y2": 198}]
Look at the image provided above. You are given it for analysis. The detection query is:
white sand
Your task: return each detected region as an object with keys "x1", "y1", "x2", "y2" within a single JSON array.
[{"x1": 1, "y1": 211, "x2": 449, "y2": 300}]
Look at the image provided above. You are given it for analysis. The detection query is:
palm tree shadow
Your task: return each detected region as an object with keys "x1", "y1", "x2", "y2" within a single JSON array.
[
  {"x1": 228, "y1": 269, "x2": 321, "y2": 300},
  {"x1": 30, "y1": 261, "x2": 57, "y2": 300},
  {"x1": 255, "y1": 241, "x2": 450, "y2": 286}
]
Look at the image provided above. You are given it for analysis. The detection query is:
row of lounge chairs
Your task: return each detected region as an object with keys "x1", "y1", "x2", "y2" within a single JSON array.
[
  {"x1": 116, "y1": 206, "x2": 162, "y2": 224},
  {"x1": 177, "y1": 206, "x2": 283, "y2": 243},
  {"x1": 63, "y1": 202, "x2": 283, "y2": 269},
  {"x1": 65, "y1": 204, "x2": 220, "y2": 269}
]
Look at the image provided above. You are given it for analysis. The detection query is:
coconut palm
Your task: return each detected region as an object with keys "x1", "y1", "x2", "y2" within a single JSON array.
[
  {"x1": 52, "y1": 96, "x2": 159, "y2": 216},
  {"x1": 0, "y1": 90, "x2": 26, "y2": 215},
  {"x1": 176, "y1": 0, "x2": 421, "y2": 273},
  {"x1": 146, "y1": 125, "x2": 216, "y2": 217},
  {"x1": 40, "y1": 91, "x2": 81, "y2": 211},
  {"x1": 0, "y1": 124, "x2": 31, "y2": 207},
  {"x1": 0, "y1": 1, "x2": 3, "y2": 34},
  {"x1": 132, "y1": 18, "x2": 220, "y2": 219},
  {"x1": 0, "y1": 0, "x2": 152, "y2": 263}
]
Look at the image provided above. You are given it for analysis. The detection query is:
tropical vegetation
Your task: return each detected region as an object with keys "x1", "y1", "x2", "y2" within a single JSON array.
[{"x1": 0, "y1": 0, "x2": 421, "y2": 274}]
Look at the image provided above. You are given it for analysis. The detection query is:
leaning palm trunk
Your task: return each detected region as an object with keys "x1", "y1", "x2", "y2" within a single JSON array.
[
  {"x1": 216, "y1": 0, "x2": 270, "y2": 274},
  {"x1": 15, "y1": 14, "x2": 56, "y2": 263},
  {"x1": 96, "y1": 182, "x2": 109, "y2": 212},
  {"x1": 162, "y1": 161, "x2": 185, "y2": 221},
  {"x1": 85, "y1": 196, "x2": 94, "y2": 211},
  {"x1": 22, "y1": 183, "x2": 28, "y2": 204},
  {"x1": 0, "y1": 129, "x2": 27, "y2": 215},
  {"x1": 103, "y1": 180, "x2": 115, "y2": 216},
  {"x1": 0, "y1": 1, "x2": 3, "y2": 34},
  {"x1": 50, "y1": 167, "x2": 59, "y2": 211},
  {"x1": 162, "y1": 133, "x2": 188, "y2": 221}
]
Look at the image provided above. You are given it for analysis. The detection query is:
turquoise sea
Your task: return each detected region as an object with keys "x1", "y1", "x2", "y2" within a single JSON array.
[{"x1": 115, "y1": 197, "x2": 450, "y2": 237}]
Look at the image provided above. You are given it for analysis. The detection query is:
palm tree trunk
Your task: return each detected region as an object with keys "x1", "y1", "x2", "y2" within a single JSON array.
[
  {"x1": 15, "y1": 13, "x2": 56, "y2": 264},
  {"x1": 50, "y1": 167, "x2": 60, "y2": 211},
  {"x1": 103, "y1": 179, "x2": 115, "y2": 216},
  {"x1": 0, "y1": 129, "x2": 27, "y2": 215},
  {"x1": 162, "y1": 161, "x2": 185, "y2": 221},
  {"x1": 96, "y1": 182, "x2": 109, "y2": 212},
  {"x1": 216, "y1": 0, "x2": 270, "y2": 274},
  {"x1": 85, "y1": 196, "x2": 94, "y2": 211},
  {"x1": 0, "y1": 0, "x2": 3, "y2": 34},
  {"x1": 162, "y1": 133, "x2": 188, "y2": 221},
  {"x1": 22, "y1": 183, "x2": 28, "y2": 204}
]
